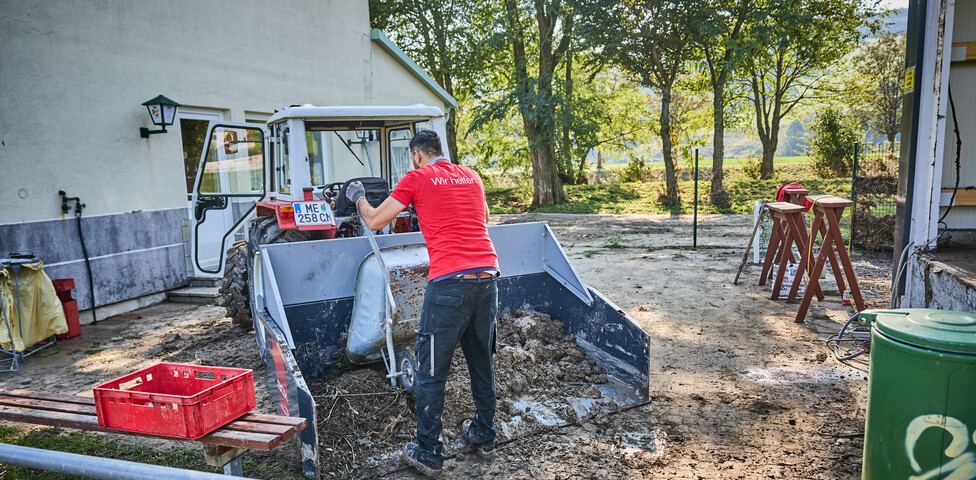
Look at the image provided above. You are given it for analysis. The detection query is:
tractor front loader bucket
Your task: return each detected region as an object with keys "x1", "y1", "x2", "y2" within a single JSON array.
[{"x1": 251, "y1": 222, "x2": 650, "y2": 479}]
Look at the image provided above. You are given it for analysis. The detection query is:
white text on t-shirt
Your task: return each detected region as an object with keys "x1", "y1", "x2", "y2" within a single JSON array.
[{"x1": 430, "y1": 177, "x2": 476, "y2": 186}]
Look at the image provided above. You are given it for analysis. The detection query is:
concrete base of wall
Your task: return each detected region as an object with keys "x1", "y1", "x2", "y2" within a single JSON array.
[
  {"x1": 77, "y1": 292, "x2": 169, "y2": 325},
  {"x1": 909, "y1": 249, "x2": 976, "y2": 313},
  {"x1": 0, "y1": 208, "x2": 188, "y2": 311}
]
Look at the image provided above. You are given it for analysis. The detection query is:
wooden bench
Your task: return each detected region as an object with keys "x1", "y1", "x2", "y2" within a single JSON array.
[{"x1": 0, "y1": 388, "x2": 305, "y2": 476}]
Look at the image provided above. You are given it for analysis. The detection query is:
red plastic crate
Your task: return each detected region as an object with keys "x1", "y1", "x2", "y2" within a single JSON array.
[{"x1": 93, "y1": 363, "x2": 256, "y2": 439}]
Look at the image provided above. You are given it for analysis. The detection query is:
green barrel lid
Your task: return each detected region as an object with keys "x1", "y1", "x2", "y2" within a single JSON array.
[{"x1": 865, "y1": 308, "x2": 976, "y2": 354}]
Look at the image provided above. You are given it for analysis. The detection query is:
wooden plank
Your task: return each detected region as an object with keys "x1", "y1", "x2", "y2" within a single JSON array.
[
  {"x1": 952, "y1": 42, "x2": 976, "y2": 62},
  {"x1": 222, "y1": 420, "x2": 295, "y2": 436},
  {"x1": 942, "y1": 188, "x2": 976, "y2": 206},
  {"x1": 0, "y1": 388, "x2": 95, "y2": 406},
  {"x1": 0, "y1": 405, "x2": 99, "y2": 431},
  {"x1": 239, "y1": 413, "x2": 307, "y2": 428},
  {"x1": 0, "y1": 407, "x2": 282, "y2": 451},
  {"x1": 0, "y1": 396, "x2": 97, "y2": 415},
  {"x1": 220, "y1": 424, "x2": 299, "y2": 445},
  {"x1": 198, "y1": 430, "x2": 281, "y2": 450}
]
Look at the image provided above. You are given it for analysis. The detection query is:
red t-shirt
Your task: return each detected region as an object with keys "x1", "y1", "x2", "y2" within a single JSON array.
[{"x1": 390, "y1": 159, "x2": 499, "y2": 280}]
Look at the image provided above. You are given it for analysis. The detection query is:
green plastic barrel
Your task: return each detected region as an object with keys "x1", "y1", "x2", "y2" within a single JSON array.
[{"x1": 861, "y1": 309, "x2": 976, "y2": 480}]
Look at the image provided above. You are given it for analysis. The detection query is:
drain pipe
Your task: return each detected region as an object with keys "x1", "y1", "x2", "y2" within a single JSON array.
[{"x1": 59, "y1": 191, "x2": 96, "y2": 324}]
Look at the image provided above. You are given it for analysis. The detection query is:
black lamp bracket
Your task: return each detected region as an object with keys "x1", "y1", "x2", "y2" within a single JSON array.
[{"x1": 140, "y1": 125, "x2": 169, "y2": 138}]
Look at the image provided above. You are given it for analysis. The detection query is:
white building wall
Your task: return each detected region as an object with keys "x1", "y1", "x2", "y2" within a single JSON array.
[
  {"x1": 0, "y1": 0, "x2": 449, "y2": 313},
  {"x1": 0, "y1": 0, "x2": 444, "y2": 222}
]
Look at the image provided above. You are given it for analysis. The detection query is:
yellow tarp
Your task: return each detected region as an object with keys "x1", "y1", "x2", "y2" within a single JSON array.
[{"x1": 0, "y1": 261, "x2": 68, "y2": 352}]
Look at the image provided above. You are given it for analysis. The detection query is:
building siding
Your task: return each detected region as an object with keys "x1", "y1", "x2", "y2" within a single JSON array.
[{"x1": 0, "y1": 0, "x2": 450, "y2": 312}]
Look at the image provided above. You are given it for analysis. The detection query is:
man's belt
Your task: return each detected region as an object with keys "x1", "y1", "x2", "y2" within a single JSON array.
[{"x1": 457, "y1": 271, "x2": 496, "y2": 279}]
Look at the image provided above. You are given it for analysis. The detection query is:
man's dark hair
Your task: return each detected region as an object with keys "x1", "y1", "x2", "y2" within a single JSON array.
[{"x1": 409, "y1": 129, "x2": 443, "y2": 157}]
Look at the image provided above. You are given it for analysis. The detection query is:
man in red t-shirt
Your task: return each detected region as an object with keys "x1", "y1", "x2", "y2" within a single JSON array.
[{"x1": 346, "y1": 129, "x2": 498, "y2": 477}]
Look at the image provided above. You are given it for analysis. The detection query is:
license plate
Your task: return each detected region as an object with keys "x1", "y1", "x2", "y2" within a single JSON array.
[{"x1": 293, "y1": 201, "x2": 335, "y2": 227}]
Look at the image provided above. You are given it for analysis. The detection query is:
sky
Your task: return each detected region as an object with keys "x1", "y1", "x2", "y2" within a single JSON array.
[{"x1": 880, "y1": 0, "x2": 909, "y2": 9}]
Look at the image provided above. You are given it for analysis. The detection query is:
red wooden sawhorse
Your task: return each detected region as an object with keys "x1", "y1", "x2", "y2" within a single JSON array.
[
  {"x1": 759, "y1": 202, "x2": 825, "y2": 303},
  {"x1": 793, "y1": 197, "x2": 865, "y2": 322},
  {"x1": 0, "y1": 388, "x2": 305, "y2": 476},
  {"x1": 782, "y1": 190, "x2": 850, "y2": 305}
]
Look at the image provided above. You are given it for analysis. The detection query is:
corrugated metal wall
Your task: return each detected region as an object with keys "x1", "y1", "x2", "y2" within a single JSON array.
[{"x1": 940, "y1": 1, "x2": 976, "y2": 229}]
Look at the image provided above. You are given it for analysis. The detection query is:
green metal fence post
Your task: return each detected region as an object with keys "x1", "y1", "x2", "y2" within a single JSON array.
[
  {"x1": 693, "y1": 149, "x2": 698, "y2": 249},
  {"x1": 849, "y1": 142, "x2": 858, "y2": 253}
]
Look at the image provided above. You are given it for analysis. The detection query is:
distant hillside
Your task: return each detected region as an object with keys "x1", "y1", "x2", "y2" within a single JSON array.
[{"x1": 601, "y1": 121, "x2": 809, "y2": 165}]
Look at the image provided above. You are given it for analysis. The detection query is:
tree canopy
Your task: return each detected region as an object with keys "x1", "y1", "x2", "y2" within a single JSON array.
[{"x1": 371, "y1": 0, "x2": 898, "y2": 207}]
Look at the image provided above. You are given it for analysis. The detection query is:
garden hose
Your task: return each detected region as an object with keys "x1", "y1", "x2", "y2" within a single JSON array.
[{"x1": 827, "y1": 312, "x2": 867, "y2": 361}]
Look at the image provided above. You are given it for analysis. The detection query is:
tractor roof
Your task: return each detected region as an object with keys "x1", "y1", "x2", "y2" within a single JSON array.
[{"x1": 268, "y1": 104, "x2": 445, "y2": 124}]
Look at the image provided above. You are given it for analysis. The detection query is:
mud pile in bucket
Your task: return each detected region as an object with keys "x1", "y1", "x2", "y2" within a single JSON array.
[{"x1": 311, "y1": 309, "x2": 616, "y2": 477}]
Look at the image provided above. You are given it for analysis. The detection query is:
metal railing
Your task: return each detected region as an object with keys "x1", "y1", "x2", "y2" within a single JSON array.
[{"x1": 0, "y1": 443, "x2": 256, "y2": 480}]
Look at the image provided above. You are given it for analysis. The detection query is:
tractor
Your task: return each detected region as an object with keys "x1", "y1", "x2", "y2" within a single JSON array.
[
  {"x1": 189, "y1": 104, "x2": 651, "y2": 478},
  {"x1": 190, "y1": 105, "x2": 440, "y2": 330}
]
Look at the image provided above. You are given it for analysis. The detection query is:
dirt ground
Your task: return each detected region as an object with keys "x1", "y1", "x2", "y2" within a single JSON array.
[{"x1": 0, "y1": 213, "x2": 892, "y2": 479}]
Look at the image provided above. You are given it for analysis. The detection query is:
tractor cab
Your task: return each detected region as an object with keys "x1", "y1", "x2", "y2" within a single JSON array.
[{"x1": 190, "y1": 104, "x2": 449, "y2": 277}]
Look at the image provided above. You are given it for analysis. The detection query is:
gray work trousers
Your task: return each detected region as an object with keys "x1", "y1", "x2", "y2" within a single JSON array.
[{"x1": 414, "y1": 275, "x2": 498, "y2": 462}]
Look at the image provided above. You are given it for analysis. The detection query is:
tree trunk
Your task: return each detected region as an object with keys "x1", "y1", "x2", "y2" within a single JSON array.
[
  {"x1": 759, "y1": 122, "x2": 780, "y2": 179},
  {"x1": 576, "y1": 152, "x2": 588, "y2": 184},
  {"x1": 660, "y1": 85, "x2": 679, "y2": 206},
  {"x1": 446, "y1": 108, "x2": 459, "y2": 164},
  {"x1": 710, "y1": 82, "x2": 729, "y2": 206},
  {"x1": 752, "y1": 74, "x2": 781, "y2": 180},
  {"x1": 523, "y1": 119, "x2": 565, "y2": 206},
  {"x1": 504, "y1": 0, "x2": 566, "y2": 207},
  {"x1": 561, "y1": 35, "x2": 574, "y2": 181}
]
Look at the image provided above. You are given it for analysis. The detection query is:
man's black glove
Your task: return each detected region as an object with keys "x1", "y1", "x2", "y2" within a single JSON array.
[{"x1": 346, "y1": 181, "x2": 366, "y2": 207}]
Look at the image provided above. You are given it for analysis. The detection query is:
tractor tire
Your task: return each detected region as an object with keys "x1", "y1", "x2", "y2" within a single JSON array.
[
  {"x1": 218, "y1": 217, "x2": 310, "y2": 330},
  {"x1": 219, "y1": 240, "x2": 250, "y2": 329}
]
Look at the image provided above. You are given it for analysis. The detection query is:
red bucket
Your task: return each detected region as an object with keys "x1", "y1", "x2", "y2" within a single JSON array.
[{"x1": 52, "y1": 279, "x2": 80, "y2": 340}]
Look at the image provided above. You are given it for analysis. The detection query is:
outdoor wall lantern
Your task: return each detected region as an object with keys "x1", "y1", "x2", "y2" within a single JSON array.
[{"x1": 139, "y1": 95, "x2": 181, "y2": 138}]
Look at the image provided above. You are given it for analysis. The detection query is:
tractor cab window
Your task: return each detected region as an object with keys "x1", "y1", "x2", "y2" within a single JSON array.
[
  {"x1": 305, "y1": 129, "x2": 380, "y2": 185},
  {"x1": 277, "y1": 126, "x2": 291, "y2": 195},
  {"x1": 389, "y1": 128, "x2": 412, "y2": 187},
  {"x1": 199, "y1": 127, "x2": 263, "y2": 194},
  {"x1": 306, "y1": 131, "x2": 325, "y2": 186}
]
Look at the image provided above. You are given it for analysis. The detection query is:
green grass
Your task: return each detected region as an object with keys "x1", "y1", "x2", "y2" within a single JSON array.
[
  {"x1": 597, "y1": 155, "x2": 809, "y2": 169},
  {"x1": 605, "y1": 235, "x2": 625, "y2": 249},
  {"x1": 487, "y1": 160, "x2": 852, "y2": 215},
  {"x1": 0, "y1": 426, "x2": 303, "y2": 479},
  {"x1": 488, "y1": 177, "x2": 851, "y2": 215}
]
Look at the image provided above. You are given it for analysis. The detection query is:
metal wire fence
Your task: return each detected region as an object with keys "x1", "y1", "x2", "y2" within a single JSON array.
[{"x1": 850, "y1": 142, "x2": 899, "y2": 250}]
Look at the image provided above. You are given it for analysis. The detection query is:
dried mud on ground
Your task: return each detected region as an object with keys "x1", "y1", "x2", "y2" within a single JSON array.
[
  {"x1": 0, "y1": 213, "x2": 892, "y2": 479},
  {"x1": 312, "y1": 309, "x2": 614, "y2": 478}
]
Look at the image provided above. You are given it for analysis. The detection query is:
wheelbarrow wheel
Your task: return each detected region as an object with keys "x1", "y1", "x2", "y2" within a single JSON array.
[{"x1": 396, "y1": 350, "x2": 417, "y2": 397}]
